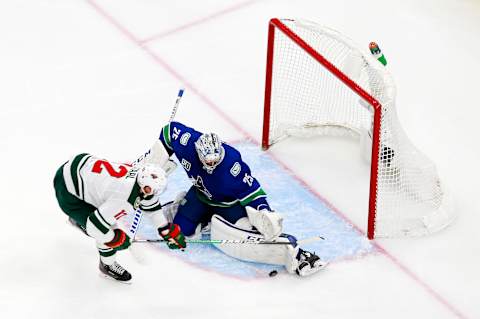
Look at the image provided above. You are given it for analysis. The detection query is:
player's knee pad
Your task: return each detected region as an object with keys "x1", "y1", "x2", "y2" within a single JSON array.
[{"x1": 210, "y1": 214, "x2": 297, "y2": 269}]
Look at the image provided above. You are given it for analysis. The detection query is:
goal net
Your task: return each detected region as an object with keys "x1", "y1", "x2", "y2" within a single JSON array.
[{"x1": 262, "y1": 18, "x2": 455, "y2": 239}]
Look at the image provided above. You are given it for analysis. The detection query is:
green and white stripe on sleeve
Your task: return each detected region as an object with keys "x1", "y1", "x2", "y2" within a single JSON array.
[
  {"x1": 239, "y1": 187, "x2": 267, "y2": 206},
  {"x1": 195, "y1": 187, "x2": 267, "y2": 208}
]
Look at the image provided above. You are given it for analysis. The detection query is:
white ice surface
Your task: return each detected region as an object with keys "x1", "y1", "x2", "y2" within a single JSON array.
[{"x1": 0, "y1": 0, "x2": 479, "y2": 318}]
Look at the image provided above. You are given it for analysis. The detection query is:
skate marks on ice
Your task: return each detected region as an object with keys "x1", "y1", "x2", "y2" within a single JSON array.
[{"x1": 122, "y1": 141, "x2": 375, "y2": 279}]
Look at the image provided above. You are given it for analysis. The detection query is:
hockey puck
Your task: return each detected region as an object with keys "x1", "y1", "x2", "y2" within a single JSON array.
[{"x1": 268, "y1": 270, "x2": 278, "y2": 277}]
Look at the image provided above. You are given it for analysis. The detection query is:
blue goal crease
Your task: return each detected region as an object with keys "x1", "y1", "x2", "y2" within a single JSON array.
[{"x1": 123, "y1": 141, "x2": 375, "y2": 279}]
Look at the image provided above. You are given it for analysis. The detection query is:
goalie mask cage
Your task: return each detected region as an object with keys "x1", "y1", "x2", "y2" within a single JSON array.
[{"x1": 262, "y1": 18, "x2": 455, "y2": 239}]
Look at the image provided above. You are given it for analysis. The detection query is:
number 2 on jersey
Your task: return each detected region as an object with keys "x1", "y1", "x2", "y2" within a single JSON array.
[{"x1": 92, "y1": 160, "x2": 128, "y2": 178}]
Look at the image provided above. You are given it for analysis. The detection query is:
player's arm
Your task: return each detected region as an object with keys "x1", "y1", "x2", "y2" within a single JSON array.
[
  {"x1": 140, "y1": 193, "x2": 163, "y2": 212},
  {"x1": 85, "y1": 201, "x2": 131, "y2": 251},
  {"x1": 141, "y1": 194, "x2": 169, "y2": 229},
  {"x1": 238, "y1": 177, "x2": 271, "y2": 211},
  {"x1": 132, "y1": 138, "x2": 172, "y2": 170},
  {"x1": 158, "y1": 122, "x2": 176, "y2": 156},
  {"x1": 134, "y1": 121, "x2": 197, "y2": 175},
  {"x1": 159, "y1": 121, "x2": 202, "y2": 153},
  {"x1": 131, "y1": 122, "x2": 184, "y2": 174},
  {"x1": 232, "y1": 161, "x2": 283, "y2": 240},
  {"x1": 230, "y1": 157, "x2": 271, "y2": 210},
  {"x1": 141, "y1": 195, "x2": 187, "y2": 250},
  {"x1": 147, "y1": 206, "x2": 186, "y2": 250}
]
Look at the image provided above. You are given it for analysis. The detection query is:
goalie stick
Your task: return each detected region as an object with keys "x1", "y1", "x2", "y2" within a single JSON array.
[
  {"x1": 130, "y1": 88, "x2": 184, "y2": 169},
  {"x1": 133, "y1": 235, "x2": 325, "y2": 245},
  {"x1": 169, "y1": 88, "x2": 184, "y2": 123}
]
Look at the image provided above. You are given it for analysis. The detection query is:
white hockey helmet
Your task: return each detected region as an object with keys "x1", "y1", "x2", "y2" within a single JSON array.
[
  {"x1": 136, "y1": 164, "x2": 167, "y2": 196},
  {"x1": 194, "y1": 132, "x2": 225, "y2": 173}
]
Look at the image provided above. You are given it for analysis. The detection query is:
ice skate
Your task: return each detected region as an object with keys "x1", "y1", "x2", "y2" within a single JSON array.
[
  {"x1": 99, "y1": 260, "x2": 132, "y2": 283},
  {"x1": 295, "y1": 249, "x2": 327, "y2": 277}
]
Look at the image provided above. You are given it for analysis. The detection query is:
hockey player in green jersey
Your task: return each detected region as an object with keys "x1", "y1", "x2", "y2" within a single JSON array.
[{"x1": 53, "y1": 153, "x2": 186, "y2": 282}]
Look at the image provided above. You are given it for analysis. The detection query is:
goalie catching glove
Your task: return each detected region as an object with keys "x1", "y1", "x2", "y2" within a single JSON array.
[
  {"x1": 105, "y1": 229, "x2": 131, "y2": 251},
  {"x1": 158, "y1": 223, "x2": 186, "y2": 250}
]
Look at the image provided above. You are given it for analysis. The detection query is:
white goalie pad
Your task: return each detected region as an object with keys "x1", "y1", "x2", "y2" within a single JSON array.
[
  {"x1": 162, "y1": 160, "x2": 177, "y2": 176},
  {"x1": 210, "y1": 215, "x2": 298, "y2": 272},
  {"x1": 133, "y1": 140, "x2": 172, "y2": 171},
  {"x1": 245, "y1": 207, "x2": 283, "y2": 240}
]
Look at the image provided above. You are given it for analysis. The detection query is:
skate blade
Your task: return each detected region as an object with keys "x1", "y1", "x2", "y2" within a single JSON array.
[
  {"x1": 99, "y1": 273, "x2": 133, "y2": 285},
  {"x1": 298, "y1": 261, "x2": 328, "y2": 277}
]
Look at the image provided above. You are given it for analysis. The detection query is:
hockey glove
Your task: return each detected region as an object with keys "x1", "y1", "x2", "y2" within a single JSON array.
[
  {"x1": 245, "y1": 206, "x2": 283, "y2": 240},
  {"x1": 105, "y1": 229, "x2": 131, "y2": 251},
  {"x1": 158, "y1": 223, "x2": 186, "y2": 250}
]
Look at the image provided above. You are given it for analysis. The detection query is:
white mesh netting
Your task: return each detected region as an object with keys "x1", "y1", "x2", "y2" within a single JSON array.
[{"x1": 265, "y1": 19, "x2": 455, "y2": 238}]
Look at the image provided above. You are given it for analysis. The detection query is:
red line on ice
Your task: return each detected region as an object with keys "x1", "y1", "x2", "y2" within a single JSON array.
[
  {"x1": 86, "y1": 0, "x2": 251, "y2": 139},
  {"x1": 139, "y1": 0, "x2": 260, "y2": 44}
]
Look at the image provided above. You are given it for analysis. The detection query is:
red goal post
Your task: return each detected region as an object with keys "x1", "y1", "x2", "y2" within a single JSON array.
[{"x1": 262, "y1": 18, "x2": 455, "y2": 239}]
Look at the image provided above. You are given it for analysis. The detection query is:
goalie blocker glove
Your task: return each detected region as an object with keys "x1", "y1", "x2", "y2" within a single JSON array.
[
  {"x1": 158, "y1": 223, "x2": 187, "y2": 250},
  {"x1": 245, "y1": 206, "x2": 283, "y2": 240}
]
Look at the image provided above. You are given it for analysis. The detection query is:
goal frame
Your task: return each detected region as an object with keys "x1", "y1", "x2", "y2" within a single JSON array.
[{"x1": 261, "y1": 18, "x2": 383, "y2": 239}]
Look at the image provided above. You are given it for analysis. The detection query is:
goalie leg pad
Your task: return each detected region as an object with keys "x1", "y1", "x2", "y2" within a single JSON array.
[{"x1": 211, "y1": 215, "x2": 298, "y2": 269}]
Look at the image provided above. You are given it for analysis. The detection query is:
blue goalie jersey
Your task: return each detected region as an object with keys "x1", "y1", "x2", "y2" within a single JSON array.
[{"x1": 158, "y1": 121, "x2": 271, "y2": 210}]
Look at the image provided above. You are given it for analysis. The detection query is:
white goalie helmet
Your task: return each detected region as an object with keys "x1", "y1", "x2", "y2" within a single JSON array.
[
  {"x1": 136, "y1": 164, "x2": 167, "y2": 196},
  {"x1": 194, "y1": 132, "x2": 225, "y2": 173}
]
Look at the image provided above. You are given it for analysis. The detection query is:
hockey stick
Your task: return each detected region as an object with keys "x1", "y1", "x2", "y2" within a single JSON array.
[
  {"x1": 168, "y1": 88, "x2": 184, "y2": 123},
  {"x1": 133, "y1": 235, "x2": 324, "y2": 246},
  {"x1": 127, "y1": 210, "x2": 149, "y2": 264},
  {"x1": 130, "y1": 88, "x2": 184, "y2": 168}
]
